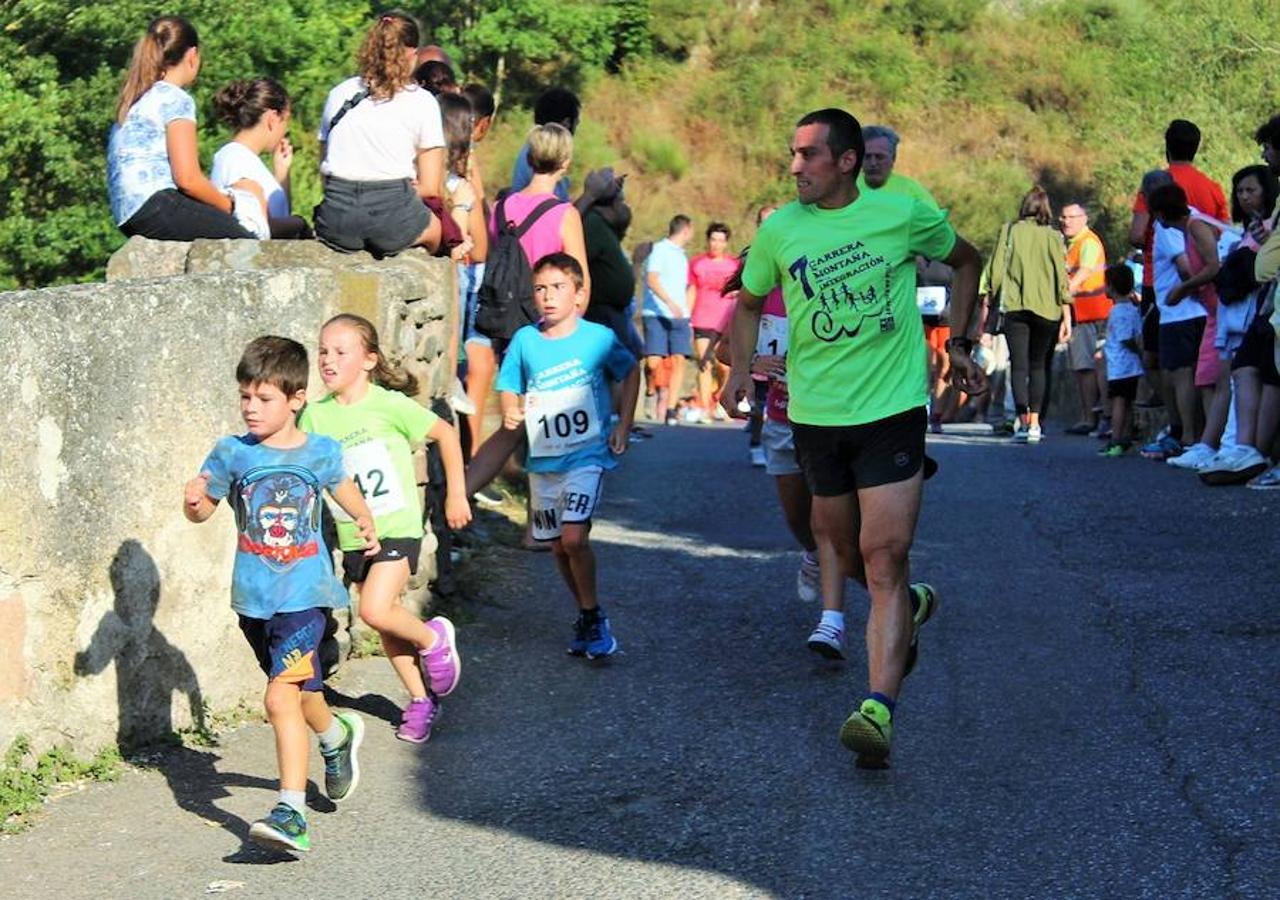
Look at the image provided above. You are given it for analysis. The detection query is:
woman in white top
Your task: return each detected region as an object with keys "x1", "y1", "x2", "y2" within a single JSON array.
[
  {"x1": 107, "y1": 16, "x2": 256, "y2": 240},
  {"x1": 210, "y1": 78, "x2": 311, "y2": 239},
  {"x1": 314, "y1": 12, "x2": 444, "y2": 257}
]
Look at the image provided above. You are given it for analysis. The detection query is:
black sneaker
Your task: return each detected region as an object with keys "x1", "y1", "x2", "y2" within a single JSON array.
[{"x1": 319, "y1": 711, "x2": 364, "y2": 802}]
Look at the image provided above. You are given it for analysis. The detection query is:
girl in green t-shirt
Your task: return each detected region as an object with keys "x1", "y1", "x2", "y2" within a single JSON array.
[{"x1": 300, "y1": 314, "x2": 472, "y2": 743}]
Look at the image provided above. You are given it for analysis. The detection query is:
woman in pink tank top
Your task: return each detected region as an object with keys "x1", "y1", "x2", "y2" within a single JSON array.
[{"x1": 490, "y1": 123, "x2": 590, "y2": 302}]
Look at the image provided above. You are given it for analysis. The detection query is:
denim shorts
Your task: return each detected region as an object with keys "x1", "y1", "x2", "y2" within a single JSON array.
[
  {"x1": 459, "y1": 262, "x2": 491, "y2": 348},
  {"x1": 642, "y1": 317, "x2": 693, "y2": 358},
  {"x1": 314, "y1": 176, "x2": 430, "y2": 258}
]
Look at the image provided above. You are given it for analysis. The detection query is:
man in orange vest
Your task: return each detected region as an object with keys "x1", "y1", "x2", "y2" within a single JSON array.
[{"x1": 1062, "y1": 202, "x2": 1111, "y2": 435}]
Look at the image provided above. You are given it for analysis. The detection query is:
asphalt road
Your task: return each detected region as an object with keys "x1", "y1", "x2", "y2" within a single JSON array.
[{"x1": 2, "y1": 421, "x2": 1277, "y2": 899}]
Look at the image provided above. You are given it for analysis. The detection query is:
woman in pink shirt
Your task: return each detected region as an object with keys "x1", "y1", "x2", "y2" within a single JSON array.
[
  {"x1": 688, "y1": 222, "x2": 738, "y2": 420},
  {"x1": 488, "y1": 123, "x2": 589, "y2": 300}
]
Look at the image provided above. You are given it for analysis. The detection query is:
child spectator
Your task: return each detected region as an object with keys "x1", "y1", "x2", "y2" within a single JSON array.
[
  {"x1": 299, "y1": 315, "x2": 471, "y2": 743},
  {"x1": 183, "y1": 336, "x2": 374, "y2": 853},
  {"x1": 314, "y1": 12, "x2": 444, "y2": 257},
  {"x1": 211, "y1": 77, "x2": 311, "y2": 239},
  {"x1": 495, "y1": 253, "x2": 639, "y2": 656},
  {"x1": 108, "y1": 16, "x2": 255, "y2": 240},
  {"x1": 1099, "y1": 264, "x2": 1144, "y2": 456}
]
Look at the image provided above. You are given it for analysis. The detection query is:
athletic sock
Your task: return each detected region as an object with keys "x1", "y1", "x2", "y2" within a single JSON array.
[
  {"x1": 869, "y1": 692, "x2": 896, "y2": 716},
  {"x1": 280, "y1": 790, "x2": 307, "y2": 817},
  {"x1": 820, "y1": 610, "x2": 844, "y2": 631},
  {"x1": 317, "y1": 718, "x2": 346, "y2": 751},
  {"x1": 581, "y1": 606, "x2": 602, "y2": 624}
]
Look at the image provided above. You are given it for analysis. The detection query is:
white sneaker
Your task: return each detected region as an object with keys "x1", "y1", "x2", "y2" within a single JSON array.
[
  {"x1": 1201, "y1": 444, "x2": 1265, "y2": 473},
  {"x1": 1026, "y1": 424, "x2": 1043, "y2": 444},
  {"x1": 796, "y1": 556, "x2": 821, "y2": 603},
  {"x1": 749, "y1": 445, "x2": 766, "y2": 467},
  {"x1": 806, "y1": 620, "x2": 845, "y2": 660},
  {"x1": 1199, "y1": 444, "x2": 1268, "y2": 484},
  {"x1": 448, "y1": 377, "x2": 476, "y2": 415},
  {"x1": 1166, "y1": 442, "x2": 1216, "y2": 470}
]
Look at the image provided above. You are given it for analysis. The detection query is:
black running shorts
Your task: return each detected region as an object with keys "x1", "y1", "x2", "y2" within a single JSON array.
[{"x1": 791, "y1": 406, "x2": 927, "y2": 497}]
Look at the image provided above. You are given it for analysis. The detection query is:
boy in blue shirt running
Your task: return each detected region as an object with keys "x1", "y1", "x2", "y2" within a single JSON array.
[
  {"x1": 497, "y1": 253, "x2": 640, "y2": 657},
  {"x1": 183, "y1": 336, "x2": 379, "y2": 854}
]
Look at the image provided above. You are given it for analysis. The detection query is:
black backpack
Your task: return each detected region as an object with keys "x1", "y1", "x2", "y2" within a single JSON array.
[{"x1": 475, "y1": 195, "x2": 563, "y2": 340}]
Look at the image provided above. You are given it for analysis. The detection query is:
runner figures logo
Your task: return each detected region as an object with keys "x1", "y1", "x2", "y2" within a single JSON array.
[{"x1": 788, "y1": 241, "x2": 896, "y2": 342}]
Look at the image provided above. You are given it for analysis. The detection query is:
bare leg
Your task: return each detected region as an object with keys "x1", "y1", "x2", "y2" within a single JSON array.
[
  {"x1": 1171, "y1": 366, "x2": 1199, "y2": 444},
  {"x1": 552, "y1": 522, "x2": 597, "y2": 610},
  {"x1": 265, "y1": 681, "x2": 309, "y2": 793},
  {"x1": 693, "y1": 336, "x2": 714, "y2": 413},
  {"x1": 1233, "y1": 368, "x2": 1262, "y2": 447},
  {"x1": 356, "y1": 559, "x2": 436, "y2": 699},
  {"x1": 1201, "y1": 368, "x2": 1231, "y2": 449},
  {"x1": 774, "y1": 473, "x2": 816, "y2": 552},
  {"x1": 464, "y1": 340, "x2": 497, "y2": 454},
  {"x1": 466, "y1": 426, "x2": 524, "y2": 495},
  {"x1": 857, "y1": 472, "x2": 923, "y2": 700},
  {"x1": 810, "y1": 492, "x2": 857, "y2": 615},
  {"x1": 1111, "y1": 393, "x2": 1132, "y2": 443},
  {"x1": 669, "y1": 355, "x2": 688, "y2": 409}
]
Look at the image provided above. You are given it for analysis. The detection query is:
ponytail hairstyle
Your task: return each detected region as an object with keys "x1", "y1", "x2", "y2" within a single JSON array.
[
  {"x1": 116, "y1": 16, "x2": 200, "y2": 124},
  {"x1": 356, "y1": 11, "x2": 420, "y2": 101},
  {"x1": 213, "y1": 77, "x2": 290, "y2": 131},
  {"x1": 323, "y1": 314, "x2": 419, "y2": 396},
  {"x1": 437, "y1": 92, "x2": 474, "y2": 178}
]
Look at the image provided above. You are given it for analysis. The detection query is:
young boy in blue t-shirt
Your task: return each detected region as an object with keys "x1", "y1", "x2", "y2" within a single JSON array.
[
  {"x1": 497, "y1": 253, "x2": 640, "y2": 658},
  {"x1": 183, "y1": 336, "x2": 380, "y2": 854}
]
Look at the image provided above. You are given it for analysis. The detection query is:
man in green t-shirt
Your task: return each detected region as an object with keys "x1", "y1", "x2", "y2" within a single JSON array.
[
  {"x1": 722, "y1": 108, "x2": 986, "y2": 767},
  {"x1": 856, "y1": 124, "x2": 940, "y2": 210}
]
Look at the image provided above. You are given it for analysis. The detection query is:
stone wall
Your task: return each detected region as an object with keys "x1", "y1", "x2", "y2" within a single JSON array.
[{"x1": 0, "y1": 238, "x2": 456, "y2": 754}]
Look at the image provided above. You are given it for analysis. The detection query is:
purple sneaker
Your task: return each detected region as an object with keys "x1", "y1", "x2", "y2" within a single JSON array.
[
  {"x1": 396, "y1": 696, "x2": 439, "y2": 744},
  {"x1": 419, "y1": 616, "x2": 461, "y2": 696}
]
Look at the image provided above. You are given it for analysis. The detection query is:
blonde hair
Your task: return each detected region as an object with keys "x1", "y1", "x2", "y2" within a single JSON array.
[
  {"x1": 526, "y1": 124, "x2": 573, "y2": 175},
  {"x1": 115, "y1": 16, "x2": 199, "y2": 124},
  {"x1": 323, "y1": 314, "x2": 419, "y2": 396},
  {"x1": 356, "y1": 12, "x2": 420, "y2": 101}
]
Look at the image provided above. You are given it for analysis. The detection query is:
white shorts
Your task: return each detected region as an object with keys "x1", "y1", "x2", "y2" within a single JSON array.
[
  {"x1": 761, "y1": 419, "x2": 801, "y2": 477},
  {"x1": 528, "y1": 466, "x2": 604, "y2": 540}
]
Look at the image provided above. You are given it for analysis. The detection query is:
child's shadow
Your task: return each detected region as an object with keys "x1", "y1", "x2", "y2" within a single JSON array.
[{"x1": 75, "y1": 540, "x2": 325, "y2": 860}]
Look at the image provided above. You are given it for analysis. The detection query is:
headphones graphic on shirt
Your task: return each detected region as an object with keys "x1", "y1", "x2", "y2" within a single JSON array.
[{"x1": 230, "y1": 465, "x2": 324, "y2": 534}]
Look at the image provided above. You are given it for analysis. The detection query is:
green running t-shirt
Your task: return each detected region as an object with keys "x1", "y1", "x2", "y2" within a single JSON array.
[
  {"x1": 741, "y1": 191, "x2": 956, "y2": 426},
  {"x1": 298, "y1": 384, "x2": 438, "y2": 549},
  {"x1": 855, "y1": 172, "x2": 941, "y2": 211}
]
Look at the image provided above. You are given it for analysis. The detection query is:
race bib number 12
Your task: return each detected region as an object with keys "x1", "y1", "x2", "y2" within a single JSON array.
[
  {"x1": 334, "y1": 439, "x2": 406, "y2": 520},
  {"x1": 526, "y1": 384, "x2": 600, "y2": 457}
]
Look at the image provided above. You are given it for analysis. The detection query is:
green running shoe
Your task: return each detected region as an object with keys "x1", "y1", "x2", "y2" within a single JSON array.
[
  {"x1": 840, "y1": 697, "x2": 894, "y2": 768},
  {"x1": 248, "y1": 802, "x2": 310, "y2": 853},
  {"x1": 903, "y1": 582, "x2": 938, "y2": 680},
  {"x1": 319, "y1": 711, "x2": 364, "y2": 802}
]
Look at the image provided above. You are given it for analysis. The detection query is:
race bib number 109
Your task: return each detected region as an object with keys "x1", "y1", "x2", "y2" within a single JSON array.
[{"x1": 526, "y1": 384, "x2": 600, "y2": 457}]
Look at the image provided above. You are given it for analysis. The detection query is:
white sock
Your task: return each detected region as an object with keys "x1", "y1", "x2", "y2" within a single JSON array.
[
  {"x1": 280, "y1": 790, "x2": 307, "y2": 816},
  {"x1": 317, "y1": 718, "x2": 346, "y2": 751},
  {"x1": 820, "y1": 610, "x2": 844, "y2": 631}
]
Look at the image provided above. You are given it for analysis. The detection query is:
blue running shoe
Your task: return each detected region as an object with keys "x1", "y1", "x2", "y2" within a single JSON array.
[
  {"x1": 584, "y1": 611, "x2": 618, "y2": 659},
  {"x1": 248, "y1": 803, "x2": 309, "y2": 853}
]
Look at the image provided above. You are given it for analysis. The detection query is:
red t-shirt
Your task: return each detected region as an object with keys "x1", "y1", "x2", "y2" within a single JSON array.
[{"x1": 1132, "y1": 163, "x2": 1228, "y2": 287}]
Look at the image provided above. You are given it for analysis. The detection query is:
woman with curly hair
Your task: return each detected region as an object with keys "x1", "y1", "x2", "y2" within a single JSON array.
[{"x1": 314, "y1": 11, "x2": 444, "y2": 257}]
